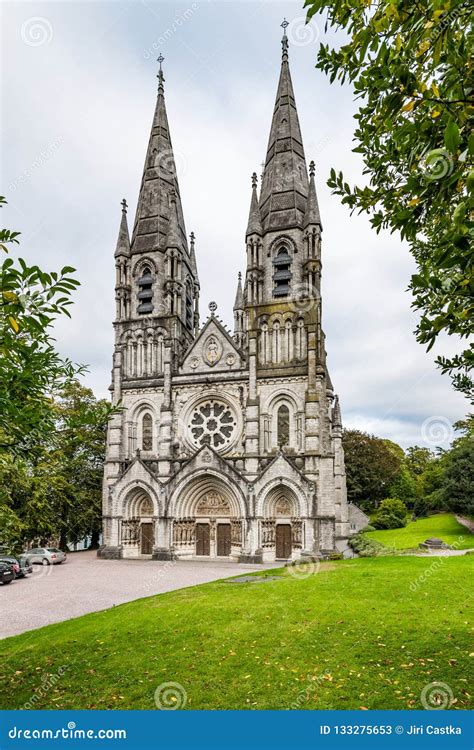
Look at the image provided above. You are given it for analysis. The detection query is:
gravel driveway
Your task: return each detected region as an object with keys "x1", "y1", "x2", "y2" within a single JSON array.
[{"x1": 0, "y1": 551, "x2": 270, "y2": 639}]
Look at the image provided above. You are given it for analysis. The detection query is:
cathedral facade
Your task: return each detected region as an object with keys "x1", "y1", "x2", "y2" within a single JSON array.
[{"x1": 100, "y1": 30, "x2": 357, "y2": 563}]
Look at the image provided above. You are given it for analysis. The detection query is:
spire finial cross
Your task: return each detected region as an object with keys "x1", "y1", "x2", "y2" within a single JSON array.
[
  {"x1": 157, "y1": 54, "x2": 165, "y2": 91},
  {"x1": 209, "y1": 301, "x2": 217, "y2": 316},
  {"x1": 121, "y1": 198, "x2": 128, "y2": 213},
  {"x1": 281, "y1": 18, "x2": 289, "y2": 60},
  {"x1": 251, "y1": 172, "x2": 258, "y2": 189},
  {"x1": 238, "y1": 271, "x2": 242, "y2": 282},
  {"x1": 309, "y1": 160, "x2": 315, "y2": 177}
]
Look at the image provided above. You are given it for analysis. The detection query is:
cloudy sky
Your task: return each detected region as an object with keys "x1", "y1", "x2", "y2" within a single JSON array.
[{"x1": 2, "y1": 0, "x2": 467, "y2": 449}]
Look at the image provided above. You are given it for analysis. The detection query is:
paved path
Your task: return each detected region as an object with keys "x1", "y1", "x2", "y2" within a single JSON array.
[
  {"x1": 0, "y1": 551, "x2": 272, "y2": 639},
  {"x1": 456, "y1": 515, "x2": 474, "y2": 533}
]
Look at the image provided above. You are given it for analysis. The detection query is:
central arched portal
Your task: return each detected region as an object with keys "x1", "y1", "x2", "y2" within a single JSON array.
[{"x1": 172, "y1": 475, "x2": 244, "y2": 559}]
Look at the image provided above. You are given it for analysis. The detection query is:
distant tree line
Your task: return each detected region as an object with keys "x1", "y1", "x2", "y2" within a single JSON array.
[{"x1": 343, "y1": 418, "x2": 474, "y2": 526}]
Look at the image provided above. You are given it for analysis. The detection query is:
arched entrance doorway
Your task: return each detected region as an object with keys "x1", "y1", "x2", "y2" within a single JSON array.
[
  {"x1": 121, "y1": 488, "x2": 156, "y2": 556},
  {"x1": 261, "y1": 485, "x2": 302, "y2": 561},
  {"x1": 172, "y1": 475, "x2": 244, "y2": 559}
]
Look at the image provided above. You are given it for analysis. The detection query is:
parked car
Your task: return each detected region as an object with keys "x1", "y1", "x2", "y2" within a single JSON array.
[
  {"x1": 27, "y1": 548, "x2": 67, "y2": 566},
  {"x1": 0, "y1": 553, "x2": 33, "y2": 578},
  {"x1": 0, "y1": 562, "x2": 15, "y2": 585}
]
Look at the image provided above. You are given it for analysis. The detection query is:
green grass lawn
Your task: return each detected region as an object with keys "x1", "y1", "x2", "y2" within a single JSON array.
[
  {"x1": 366, "y1": 513, "x2": 473, "y2": 550},
  {"x1": 0, "y1": 556, "x2": 472, "y2": 710}
]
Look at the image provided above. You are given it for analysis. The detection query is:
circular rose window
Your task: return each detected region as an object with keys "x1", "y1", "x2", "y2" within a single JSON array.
[{"x1": 188, "y1": 400, "x2": 237, "y2": 451}]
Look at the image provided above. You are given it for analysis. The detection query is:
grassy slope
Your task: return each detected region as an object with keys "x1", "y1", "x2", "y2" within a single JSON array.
[
  {"x1": 0, "y1": 557, "x2": 472, "y2": 711},
  {"x1": 367, "y1": 513, "x2": 473, "y2": 550}
]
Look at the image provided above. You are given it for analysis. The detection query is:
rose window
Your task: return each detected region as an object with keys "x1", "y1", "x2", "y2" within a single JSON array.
[{"x1": 188, "y1": 400, "x2": 237, "y2": 451}]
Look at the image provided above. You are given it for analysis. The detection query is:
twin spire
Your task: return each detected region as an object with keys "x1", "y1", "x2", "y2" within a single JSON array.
[
  {"x1": 129, "y1": 54, "x2": 189, "y2": 256},
  {"x1": 247, "y1": 20, "x2": 321, "y2": 235}
]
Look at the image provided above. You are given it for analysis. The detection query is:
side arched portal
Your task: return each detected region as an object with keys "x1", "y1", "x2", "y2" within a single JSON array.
[
  {"x1": 260, "y1": 484, "x2": 303, "y2": 560},
  {"x1": 121, "y1": 487, "x2": 156, "y2": 556}
]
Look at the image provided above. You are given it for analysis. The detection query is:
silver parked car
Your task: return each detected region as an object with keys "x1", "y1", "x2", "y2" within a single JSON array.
[{"x1": 27, "y1": 548, "x2": 67, "y2": 566}]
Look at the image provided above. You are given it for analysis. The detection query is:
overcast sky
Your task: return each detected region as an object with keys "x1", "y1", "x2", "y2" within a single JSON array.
[{"x1": 2, "y1": 0, "x2": 468, "y2": 449}]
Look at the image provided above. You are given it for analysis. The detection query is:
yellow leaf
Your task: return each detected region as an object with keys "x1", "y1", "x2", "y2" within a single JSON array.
[
  {"x1": 8, "y1": 316, "x2": 19, "y2": 332},
  {"x1": 408, "y1": 198, "x2": 419, "y2": 206},
  {"x1": 431, "y1": 110, "x2": 442, "y2": 118},
  {"x1": 402, "y1": 100, "x2": 415, "y2": 112}
]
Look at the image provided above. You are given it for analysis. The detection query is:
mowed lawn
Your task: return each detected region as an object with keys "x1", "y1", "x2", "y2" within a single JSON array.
[
  {"x1": 0, "y1": 557, "x2": 472, "y2": 710},
  {"x1": 366, "y1": 513, "x2": 473, "y2": 550}
]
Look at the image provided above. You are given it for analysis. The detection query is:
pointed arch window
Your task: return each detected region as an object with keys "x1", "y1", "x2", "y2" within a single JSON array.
[
  {"x1": 273, "y1": 247, "x2": 292, "y2": 298},
  {"x1": 142, "y1": 413, "x2": 153, "y2": 451},
  {"x1": 137, "y1": 265, "x2": 153, "y2": 315},
  {"x1": 277, "y1": 404, "x2": 290, "y2": 447}
]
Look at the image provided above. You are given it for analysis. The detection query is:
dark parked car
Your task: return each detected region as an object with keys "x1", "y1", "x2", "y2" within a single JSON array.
[
  {"x1": 0, "y1": 555, "x2": 33, "y2": 578},
  {"x1": 0, "y1": 547, "x2": 33, "y2": 578},
  {"x1": 0, "y1": 562, "x2": 15, "y2": 585}
]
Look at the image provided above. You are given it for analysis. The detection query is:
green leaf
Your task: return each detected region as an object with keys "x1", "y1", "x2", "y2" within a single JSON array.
[{"x1": 444, "y1": 120, "x2": 460, "y2": 153}]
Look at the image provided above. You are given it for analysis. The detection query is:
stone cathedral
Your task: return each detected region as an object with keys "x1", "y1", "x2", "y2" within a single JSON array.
[{"x1": 100, "y1": 28, "x2": 360, "y2": 563}]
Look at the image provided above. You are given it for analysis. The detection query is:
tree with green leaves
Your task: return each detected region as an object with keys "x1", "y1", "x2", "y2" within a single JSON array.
[
  {"x1": 342, "y1": 429, "x2": 402, "y2": 510},
  {"x1": 304, "y1": 0, "x2": 473, "y2": 398},
  {"x1": 0, "y1": 196, "x2": 83, "y2": 456},
  {"x1": 441, "y1": 415, "x2": 474, "y2": 515}
]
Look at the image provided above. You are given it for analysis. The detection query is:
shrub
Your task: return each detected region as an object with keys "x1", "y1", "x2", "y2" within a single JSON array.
[
  {"x1": 373, "y1": 498, "x2": 408, "y2": 529},
  {"x1": 348, "y1": 532, "x2": 394, "y2": 557}
]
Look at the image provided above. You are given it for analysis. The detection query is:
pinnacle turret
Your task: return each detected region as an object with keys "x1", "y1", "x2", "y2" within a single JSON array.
[
  {"x1": 304, "y1": 160, "x2": 322, "y2": 229},
  {"x1": 114, "y1": 198, "x2": 130, "y2": 257},
  {"x1": 233, "y1": 272, "x2": 244, "y2": 310},
  {"x1": 246, "y1": 173, "x2": 263, "y2": 237}
]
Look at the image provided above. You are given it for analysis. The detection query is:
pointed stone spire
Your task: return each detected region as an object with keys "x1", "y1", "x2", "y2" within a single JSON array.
[
  {"x1": 114, "y1": 198, "x2": 130, "y2": 257},
  {"x1": 246, "y1": 172, "x2": 263, "y2": 237},
  {"x1": 259, "y1": 21, "x2": 309, "y2": 231},
  {"x1": 304, "y1": 160, "x2": 322, "y2": 229},
  {"x1": 131, "y1": 55, "x2": 188, "y2": 254},
  {"x1": 189, "y1": 231, "x2": 199, "y2": 284},
  {"x1": 233, "y1": 272, "x2": 244, "y2": 310}
]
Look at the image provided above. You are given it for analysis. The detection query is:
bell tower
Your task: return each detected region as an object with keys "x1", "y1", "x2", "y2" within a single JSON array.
[{"x1": 112, "y1": 54, "x2": 200, "y2": 393}]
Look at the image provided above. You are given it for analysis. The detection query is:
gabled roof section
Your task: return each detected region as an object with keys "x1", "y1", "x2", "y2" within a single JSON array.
[
  {"x1": 130, "y1": 62, "x2": 188, "y2": 255},
  {"x1": 259, "y1": 29, "x2": 309, "y2": 231},
  {"x1": 180, "y1": 311, "x2": 244, "y2": 374}
]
